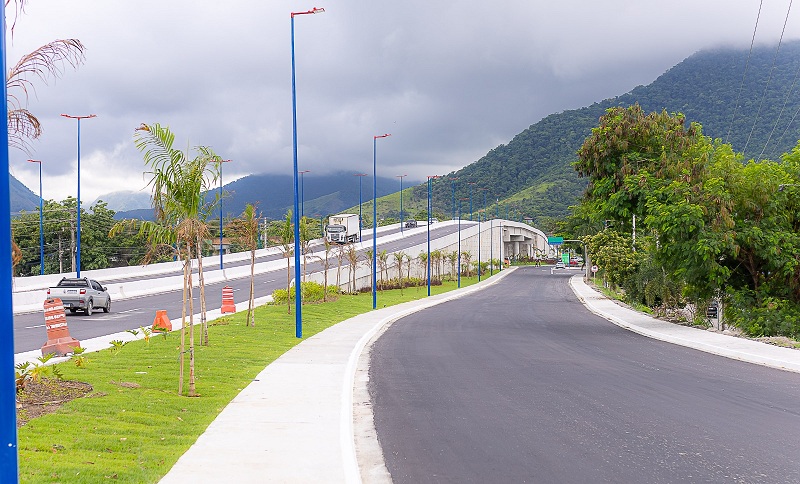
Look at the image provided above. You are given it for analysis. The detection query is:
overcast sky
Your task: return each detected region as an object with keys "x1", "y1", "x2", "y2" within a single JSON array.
[{"x1": 6, "y1": 0, "x2": 800, "y2": 203}]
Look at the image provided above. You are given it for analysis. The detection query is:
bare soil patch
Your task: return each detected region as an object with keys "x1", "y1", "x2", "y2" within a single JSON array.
[{"x1": 16, "y1": 378, "x2": 94, "y2": 427}]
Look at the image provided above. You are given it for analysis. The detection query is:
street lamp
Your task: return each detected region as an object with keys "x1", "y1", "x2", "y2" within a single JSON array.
[
  {"x1": 61, "y1": 113, "x2": 96, "y2": 278},
  {"x1": 27, "y1": 159, "x2": 44, "y2": 275},
  {"x1": 451, "y1": 177, "x2": 458, "y2": 221},
  {"x1": 0, "y1": 15, "x2": 18, "y2": 478},
  {"x1": 354, "y1": 173, "x2": 366, "y2": 242},
  {"x1": 217, "y1": 159, "x2": 231, "y2": 270},
  {"x1": 477, "y1": 188, "x2": 488, "y2": 281},
  {"x1": 299, "y1": 169, "x2": 310, "y2": 218},
  {"x1": 459, "y1": 197, "x2": 469, "y2": 288},
  {"x1": 427, "y1": 175, "x2": 440, "y2": 296},
  {"x1": 468, "y1": 182, "x2": 476, "y2": 221},
  {"x1": 290, "y1": 5, "x2": 324, "y2": 338},
  {"x1": 373, "y1": 133, "x2": 391, "y2": 309},
  {"x1": 397, "y1": 174, "x2": 407, "y2": 233}
]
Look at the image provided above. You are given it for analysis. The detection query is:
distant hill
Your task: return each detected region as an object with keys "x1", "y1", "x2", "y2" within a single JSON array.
[
  {"x1": 112, "y1": 171, "x2": 414, "y2": 221},
  {"x1": 413, "y1": 40, "x2": 800, "y2": 226},
  {"x1": 92, "y1": 190, "x2": 151, "y2": 213},
  {"x1": 9, "y1": 174, "x2": 39, "y2": 215}
]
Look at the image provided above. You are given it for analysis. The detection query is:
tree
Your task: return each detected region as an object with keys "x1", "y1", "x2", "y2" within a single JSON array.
[
  {"x1": 127, "y1": 123, "x2": 221, "y2": 396},
  {"x1": 393, "y1": 251, "x2": 406, "y2": 292},
  {"x1": 460, "y1": 251, "x2": 472, "y2": 277},
  {"x1": 378, "y1": 250, "x2": 389, "y2": 290},
  {"x1": 277, "y1": 211, "x2": 294, "y2": 313},
  {"x1": 346, "y1": 245, "x2": 360, "y2": 293},
  {"x1": 417, "y1": 252, "x2": 428, "y2": 280},
  {"x1": 227, "y1": 204, "x2": 259, "y2": 327}
]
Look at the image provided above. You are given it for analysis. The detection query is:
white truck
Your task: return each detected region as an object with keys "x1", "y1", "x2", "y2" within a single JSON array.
[
  {"x1": 47, "y1": 277, "x2": 111, "y2": 315},
  {"x1": 326, "y1": 213, "x2": 360, "y2": 244}
]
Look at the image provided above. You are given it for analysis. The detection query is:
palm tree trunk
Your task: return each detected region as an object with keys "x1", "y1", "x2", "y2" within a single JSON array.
[
  {"x1": 286, "y1": 257, "x2": 292, "y2": 314},
  {"x1": 249, "y1": 249, "x2": 255, "y2": 327},
  {"x1": 179, "y1": 255, "x2": 188, "y2": 396},
  {"x1": 187, "y1": 254, "x2": 196, "y2": 397},
  {"x1": 196, "y1": 233, "x2": 208, "y2": 346}
]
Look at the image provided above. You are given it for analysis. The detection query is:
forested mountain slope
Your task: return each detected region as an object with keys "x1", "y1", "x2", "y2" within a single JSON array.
[{"x1": 416, "y1": 41, "x2": 800, "y2": 226}]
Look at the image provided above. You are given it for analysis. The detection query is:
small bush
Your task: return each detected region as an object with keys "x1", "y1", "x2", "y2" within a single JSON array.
[{"x1": 271, "y1": 282, "x2": 339, "y2": 305}]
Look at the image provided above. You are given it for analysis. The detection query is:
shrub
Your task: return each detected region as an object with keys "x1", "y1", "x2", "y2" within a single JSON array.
[{"x1": 271, "y1": 281, "x2": 339, "y2": 305}]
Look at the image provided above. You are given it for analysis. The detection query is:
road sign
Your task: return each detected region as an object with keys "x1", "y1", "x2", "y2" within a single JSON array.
[
  {"x1": 591, "y1": 265, "x2": 598, "y2": 273},
  {"x1": 548, "y1": 236, "x2": 563, "y2": 245},
  {"x1": 706, "y1": 305, "x2": 718, "y2": 319},
  {"x1": 561, "y1": 253, "x2": 570, "y2": 265}
]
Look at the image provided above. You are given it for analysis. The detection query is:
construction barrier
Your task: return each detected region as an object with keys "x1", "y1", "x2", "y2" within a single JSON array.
[
  {"x1": 221, "y1": 286, "x2": 235, "y2": 313},
  {"x1": 41, "y1": 298, "x2": 80, "y2": 356},
  {"x1": 152, "y1": 309, "x2": 172, "y2": 332}
]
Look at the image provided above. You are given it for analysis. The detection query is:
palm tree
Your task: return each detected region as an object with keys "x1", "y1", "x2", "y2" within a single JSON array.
[
  {"x1": 277, "y1": 211, "x2": 294, "y2": 314},
  {"x1": 447, "y1": 251, "x2": 458, "y2": 281},
  {"x1": 417, "y1": 252, "x2": 428, "y2": 281},
  {"x1": 378, "y1": 249, "x2": 389, "y2": 290},
  {"x1": 227, "y1": 204, "x2": 259, "y2": 327},
  {"x1": 461, "y1": 251, "x2": 473, "y2": 277},
  {"x1": 346, "y1": 244, "x2": 360, "y2": 293},
  {"x1": 130, "y1": 123, "x2": 221, "y2": 396},
  {"x1": 393, "y1": 251, "x2": 406, "y2": 291},
  {"x1": 336, "y1": 244, "x2": 346, "y2": 289}
]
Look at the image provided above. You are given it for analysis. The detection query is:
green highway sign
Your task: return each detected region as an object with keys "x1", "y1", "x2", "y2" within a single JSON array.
[{"x1": 547, "y1": 236, "x2": 563, "y2": 245}]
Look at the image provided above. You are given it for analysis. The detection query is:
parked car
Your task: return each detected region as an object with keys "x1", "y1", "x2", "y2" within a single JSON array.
[
  {"x1": 47, "y1": 277, "x2": 111, "y2": 315},
  {"x1": 405, "y1": 220, "x2": 418, "y2": 228},
  {"x1": 555, "y1": 261, "x2": 566, "y2": 269}
]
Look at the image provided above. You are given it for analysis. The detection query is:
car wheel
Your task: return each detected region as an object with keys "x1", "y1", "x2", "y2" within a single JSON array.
[
  {"x1": 103, "y1": 298, "x2": 111, "y2": 313},
  {"x1": 86, "y1": 300, "x2": 93, "y2": 316}
]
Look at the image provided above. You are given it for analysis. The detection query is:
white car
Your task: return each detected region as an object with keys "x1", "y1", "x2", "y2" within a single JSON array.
[{"x1": 555, "y1": 261, "x2": 566, "y2": 269}]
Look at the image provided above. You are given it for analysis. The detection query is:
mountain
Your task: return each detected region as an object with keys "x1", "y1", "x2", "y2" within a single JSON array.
[
  {"x1": 113, "y1": 171, "x2": 414, "y2": 221},
  {"x1": 92, "y1": 190, "x2": 151, "y2": 212},
  {"x1": 9, "y1": 174, "x2": 39, "y2": 215},
  {"x1": 412, "y1": 40, "x2": 800, "y2": 226}
]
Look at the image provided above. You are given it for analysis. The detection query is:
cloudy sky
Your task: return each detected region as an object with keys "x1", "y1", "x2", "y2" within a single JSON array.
[{"x1": 6, "y1": 0, "x2": 800, "y2": 203}]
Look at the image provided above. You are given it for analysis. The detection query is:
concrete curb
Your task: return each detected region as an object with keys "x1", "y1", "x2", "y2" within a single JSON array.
[{"x1": 569, "y1": 275, "x2": 800, "y2": 374}]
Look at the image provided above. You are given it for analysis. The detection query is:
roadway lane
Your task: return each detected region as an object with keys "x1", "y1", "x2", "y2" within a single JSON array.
[
  {"x1": 369, "y1": 266, "x2": 800, "y2": 483},
  {"x1": 13, "y1": 223, "x2": 467, "y2": 352}
]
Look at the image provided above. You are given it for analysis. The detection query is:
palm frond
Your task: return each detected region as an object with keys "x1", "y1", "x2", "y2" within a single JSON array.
[{"x1": 7, "y1": 39, "x2": 85, "y2": 112}]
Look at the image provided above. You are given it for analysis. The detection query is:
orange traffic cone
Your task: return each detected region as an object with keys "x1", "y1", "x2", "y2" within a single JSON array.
[
  {"x1": 221, "y1": 286, "x2": 236, "y2": 313},
  {"x1": 152, "y1": 310, "x2": 172, "y2": 332},
  {"x1": 41, "y1": 298, "x2": 80, "y2": 356}
]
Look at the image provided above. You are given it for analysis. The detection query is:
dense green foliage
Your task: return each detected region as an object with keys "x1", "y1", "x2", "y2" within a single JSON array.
[
  {"x1": 12, "y1": 199, "x2": 150, "y2": 276},
  {"x1": 574, "y1": 104, "x2": 800, "y2": 338}
]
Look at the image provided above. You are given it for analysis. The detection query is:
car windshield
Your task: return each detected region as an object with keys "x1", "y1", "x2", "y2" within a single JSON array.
[{"x1": 327, "y1": 225, "x2": 344, "y2": 232}]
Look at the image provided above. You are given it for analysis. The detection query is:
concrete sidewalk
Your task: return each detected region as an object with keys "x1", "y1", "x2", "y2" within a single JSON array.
[
  {"x1": 158, "y1": 270, "x2": 800, "y2": 484},
  {"x1": 158, "y1": 270, "x2": 515, "y2": 484},
  {"x1": 570, "y1": 275, "x2": 800, "y2": 374}
]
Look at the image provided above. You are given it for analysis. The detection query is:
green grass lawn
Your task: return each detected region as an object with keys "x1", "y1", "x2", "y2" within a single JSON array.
[{"x1": 16, "y1": 276, "x2": 484, "y2": 483}]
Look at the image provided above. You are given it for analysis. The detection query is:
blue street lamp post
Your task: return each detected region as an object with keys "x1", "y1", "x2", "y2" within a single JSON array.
[
  {"x1": 354, "y1": 173, "x2": 366, "y2": 242},
  {"x1": 459, "y1": 197, "x2": 469, "y2": 288},
  {"x1": 1, "y1": 9, "x2": 20, "y2": 478},
  {"x1": 299, "y1": 169, "x2": 310, "y2": 219},
  {"x1": 61, "y1": 113, "x2": 96, "y2": 278},
  {"x1": 426, "y1": 175, "x2": 439, "y2": 296},
  {"x1": 28, "y1": 159, "x2": 44, "y2": 275},
  {"x1": 469, "y1": 182, "x2": 475, "y2": 221},
  {"x1": 477, "y1": 189, "x2": 485, "y2": 281},
  {"x1": 451, "y1": 177, "x2": 458, "y2": 221},
  {"x1": 290, "y1": 6, "x2": 324, "y2": 338},
  {"x1": 373, "y1": 133, "x2": 391, "y2": 309},
  {"x1": 218, "y1": 159, "x2": 231, "y2": 270},
  {"x1": 397, "y1": 174, "x2": 407, "y2": 233}
]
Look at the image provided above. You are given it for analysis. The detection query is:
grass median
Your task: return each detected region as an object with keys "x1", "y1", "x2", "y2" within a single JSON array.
[{"x1": 17, "y1": 276, "x2": 485, "y2": 483}]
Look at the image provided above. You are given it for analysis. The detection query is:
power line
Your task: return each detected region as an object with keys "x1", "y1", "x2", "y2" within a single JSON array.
[
  {"x1": 743, "y1": 0, "x2": 793, "y2": 155},
  {"x1": 727, "y1": 0, "x2": 764, "y2": 144}
]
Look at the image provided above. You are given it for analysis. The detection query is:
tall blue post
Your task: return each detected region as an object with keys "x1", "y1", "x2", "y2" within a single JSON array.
[
  {"x1": 61, "y1": 113, "x2": 96, "y2": 278},
  {"x1": 451, "y1": 178, "x2": 457, "y2": 221},
  {"x1": 372, "y1": 134, "x2": 390, "y2": 309},
  {"x1": 1, "y1": 6, "x2": 20, "y2": 479},
  {"x1": 427, "y1": 176, "x2": 432, "y2": 296},
  {"x1": 397, "y1": 174, "x2": 406, "y2": 234},
  {"x1": 477, "y1": 198, "x2": 482, "y2": 281},
  {"x1": 354, "y1": 173, "x2": 365, "y2": 242},
  {"x1": 457, "y1": 199, "x2": 462, "y2": 288},
  {"x1": 290, "y1": 12, "x2": 302, "y2": 337},
  {"x1": 289, "y1": 6, "x2": 323, "y2": 338}
]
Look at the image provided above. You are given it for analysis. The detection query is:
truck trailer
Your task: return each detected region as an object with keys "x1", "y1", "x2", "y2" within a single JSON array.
[{"x1": 326, "y1": 213, "x2": 360, "y2": 244}]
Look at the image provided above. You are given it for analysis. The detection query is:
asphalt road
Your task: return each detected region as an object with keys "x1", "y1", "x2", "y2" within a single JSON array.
[
  {"x1": 369, "y1": 266, "x2": 800, "y2": 483},
  {"x1": 14, "y1": 223, "x2": 468, "y2": 352}
]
